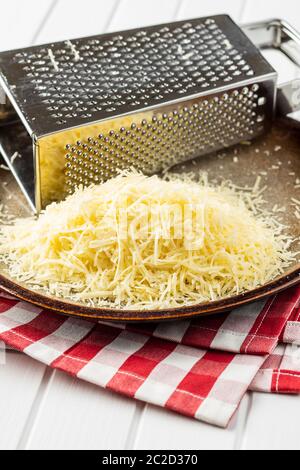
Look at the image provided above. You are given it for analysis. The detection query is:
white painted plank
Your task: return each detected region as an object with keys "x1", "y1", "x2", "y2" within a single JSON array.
[
  {"x1": 259, "y1": 50, "x2": 297, "y2": 84},
  {"x1": 242, "y1": 0, "x2": 300, "y2": 30},
  {"x1": 36, "y1": 0, "x2": 182, "y2": 44},
  {"x1": 24, "y1": 370, "x2": 142, "y2": 450},
  {"x1": 0, "y1": 0, "x2": 52, "y2": 450},
  {"x1": 176, "y1": 0, "x2": 245, "y2": 22},
  {"x1": 0, "y1": 0, "x2": 54, "y2": 51},
  {"x1": 242, "y1": 393, "x2": 300, "y2": 450},
  {"x1": 104, "y1": 0, "x2": 249, "y2": 450},
  {"x1": 23, "y1": 0, "x2": 185, "y2": 450},
  {"x1": 106, "y1": 0, "x2": 182, "y2": 32},
  {"x1": 132, "y1": 0, "x2": 249, "y2": 450},
  {"x1": 22, "y1": 1, "x2": 176, "y2": 450},
  {"x1": 134, "y1": 395, "x2": 251, "y2": 450},
  {"x1": 0, "y1": 354, "x2": 46, "y2": 450},
  {"x1": 0, "y1": 341, "x2": 5, "y2": 361},
  {"x1": 35, "y1": 0, "x2": 119, "y2": 44}
]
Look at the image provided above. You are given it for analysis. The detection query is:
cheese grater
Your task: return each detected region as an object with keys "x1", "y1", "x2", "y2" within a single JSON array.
[{"x1": 0, "y1": 15, "x2": 278, "y2": 212}]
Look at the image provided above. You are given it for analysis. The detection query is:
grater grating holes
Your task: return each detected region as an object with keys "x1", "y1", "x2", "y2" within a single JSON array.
[
  {"x1": 64, "y1": 85, "x2": 265, "y2": 193},
  {"x1": 13, "y1": 18, "x2": 255, "y2": 126}
]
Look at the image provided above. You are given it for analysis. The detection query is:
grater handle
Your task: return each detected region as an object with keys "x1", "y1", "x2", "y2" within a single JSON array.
[
  {"x1": 242, "y1": 19, "x2": 300, "y2": 68},
  {"x1": 243, "y1": 19, "x2": 300, "y2": 125}
]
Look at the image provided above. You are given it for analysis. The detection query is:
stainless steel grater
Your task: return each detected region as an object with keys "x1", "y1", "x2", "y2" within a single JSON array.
[{"x1": 0, "y1": 15, "x2": 278, "y2": 212}]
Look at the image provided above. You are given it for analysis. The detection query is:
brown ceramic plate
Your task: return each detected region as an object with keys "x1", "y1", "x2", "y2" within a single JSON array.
[{"x1": 0, "y1": 121, "x2": 299, "y2": 322}]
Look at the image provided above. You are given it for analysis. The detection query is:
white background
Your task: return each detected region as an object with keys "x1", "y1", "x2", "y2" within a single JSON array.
[{"x1": 1, "y1": 0, "x2": 300, "y2": 450}]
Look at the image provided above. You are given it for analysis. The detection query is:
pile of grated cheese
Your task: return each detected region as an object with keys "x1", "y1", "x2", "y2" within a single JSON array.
[
  {"x1": 0, "y1": 171, "x2": 296, "y2": 310},
  {"x1": 0, "y1": 204, "x2": 15, "y2": 224}
]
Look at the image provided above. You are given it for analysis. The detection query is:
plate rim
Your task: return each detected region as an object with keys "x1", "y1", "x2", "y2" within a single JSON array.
[{"x1": 0, "y1": 265, "x2": 299, "y2": 322}]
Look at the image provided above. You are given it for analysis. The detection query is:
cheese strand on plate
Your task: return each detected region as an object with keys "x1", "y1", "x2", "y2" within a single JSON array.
[{"x1": 0, "y1": 170, "x2": 295, "y2": 310}]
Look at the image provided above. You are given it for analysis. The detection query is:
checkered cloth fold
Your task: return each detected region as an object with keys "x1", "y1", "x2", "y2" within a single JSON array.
[
  {"x1": 0, "y1": 285, "x2": 299, "y2": 428},
  {"x1": 105, "y1": 287, "x2": 300, "y2": 355}
]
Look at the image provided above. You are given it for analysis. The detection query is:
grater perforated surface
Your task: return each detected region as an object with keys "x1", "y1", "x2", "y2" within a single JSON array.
[
  {"x1": 0, "y1": 15, "x2": 275, "y2": 136},
  {"x1": 64, "y1": 84, "x2": 266, "y2": 192},
  {"x1": 0, "y1": 14, "x2": 277, "y2": 210}
]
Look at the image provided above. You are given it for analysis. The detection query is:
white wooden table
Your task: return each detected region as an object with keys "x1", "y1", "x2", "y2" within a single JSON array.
[{"x1": 1, "y1": 0, "x2": 300, "y2": 451}]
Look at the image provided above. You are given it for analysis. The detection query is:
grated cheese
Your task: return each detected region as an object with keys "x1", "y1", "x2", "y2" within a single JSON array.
[
  {"x1": 0, "y1": 164, "x2": 9, "y2": 171},
  {"x1": 10, "y1": 152, "x2": 21, "y2": 164},
  {"x1": 0, "y1": 204, "x2": 14, "y2": 224},
  {"x1": 65, "y1": 40, "x2": 80, "y2": 62},
  {"x1": 48, "y1": 49, "x2": 59, "y2": 72},
  {"x1": 0, "y1": 171, "x2": 296, "y2": 310}
]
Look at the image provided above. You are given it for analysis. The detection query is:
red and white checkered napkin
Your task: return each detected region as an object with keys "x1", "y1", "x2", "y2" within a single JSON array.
[
  {"x1": 250, "y1": 294, "x2": 300, "y2": 394},
  {"x1": 0, "y1": 285, "x2": 299, "y2": 428}
]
